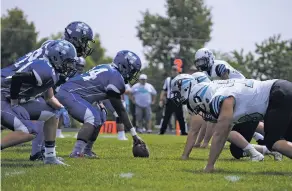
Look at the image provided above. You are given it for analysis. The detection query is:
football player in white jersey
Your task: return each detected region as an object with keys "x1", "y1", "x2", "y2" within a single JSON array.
[
  {"x1": 194, "y1": 48, "x2": 245, "y2": 80},
  {"x1": 194, "y1": 48, "x2": 265, "y2": 145},
  {"x1": 172, "y1": 74, "x2": 274, "y2": 161},
  {"x1": 187, "y1": 79, "x2": 292, "y2": 172}
]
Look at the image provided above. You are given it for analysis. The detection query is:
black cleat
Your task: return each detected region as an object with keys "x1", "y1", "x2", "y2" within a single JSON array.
[{"x1": 29, "y1": 151, "x2": 44, "y2": 161}]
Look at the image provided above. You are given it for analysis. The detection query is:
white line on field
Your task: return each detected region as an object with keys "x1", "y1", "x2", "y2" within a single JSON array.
[
  {"x1": 61, "y1": 134, "x2": 117, "y2": 139},
  {"x1": 224, "y1": 175, "x2": 240, "y2": 182},
  {"x1": 4, "y1": 170, "x2": 25, "y2": 177},
  {"x1": 120, "y1": 172, "x2": 134, "y2": 179}
]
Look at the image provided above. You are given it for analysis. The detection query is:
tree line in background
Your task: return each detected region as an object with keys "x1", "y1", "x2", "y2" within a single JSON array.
[{"x1": 2, "y1": 1, "x2": 292, "y2": 102}]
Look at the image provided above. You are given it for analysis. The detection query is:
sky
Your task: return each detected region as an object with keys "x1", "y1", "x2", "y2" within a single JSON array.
[{"x1": 2, "y1": 0, "x2": 292, "y2": 67}]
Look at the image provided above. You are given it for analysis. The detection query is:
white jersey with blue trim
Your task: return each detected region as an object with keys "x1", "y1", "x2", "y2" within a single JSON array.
[
  {"x1": 207, "y1": 79, "x2": 277, "y2": 124},
  {"x1": 204, "y1": 60, "x2": 245, "y2": 80}
]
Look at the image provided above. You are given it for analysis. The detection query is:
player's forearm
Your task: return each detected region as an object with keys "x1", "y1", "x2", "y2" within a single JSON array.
[
  {"x1": 203, "y1": 122, "x2": 215, "y2": 144},
  {"x1": 207, "y1": 119, "x2": 232, "y2": 166},
  {"x1": 119, "y1": 110, "x2": 132, "y2": 129},
  {"x1": 182, "y1": 128, "x2": 199, "y2": 158},
  {"x1": 46, "y1": 96, "x2": 64, "y2": 110}
]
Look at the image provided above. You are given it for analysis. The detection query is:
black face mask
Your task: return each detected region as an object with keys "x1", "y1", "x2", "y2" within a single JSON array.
[
  {"x1": 194, "y1": 57, "x2": 210, "y2": 72},
  {"x1": 61, "y1": 58, "x2": 77, "y2": 78}
]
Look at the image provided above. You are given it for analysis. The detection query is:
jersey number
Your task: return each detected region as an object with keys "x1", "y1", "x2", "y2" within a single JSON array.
[
  {"x1": 14, "y1": 48, "x2": 44, "y2": 68},
  {"x1": 82, "y1": 68, "x2": 108, "y2": 81}
]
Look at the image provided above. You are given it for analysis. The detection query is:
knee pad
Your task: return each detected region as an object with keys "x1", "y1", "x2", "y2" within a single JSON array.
[
  {"x1": 14, "y1": 118, "x2": 37, "y2": 135},
  {"x1": 84, "y1": 108, "x2": 101, "y2": 128},
  {"x1": 230, "y1": 144, "x2": 244, "y2": 159}
]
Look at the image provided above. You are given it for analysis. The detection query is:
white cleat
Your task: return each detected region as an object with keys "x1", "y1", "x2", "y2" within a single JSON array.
[
  {"x1": 44, "y1": 157, "x2": 69, "y2": 166},
  {"x1": 269, "y1": 151, "x2": 283, "y2": 161}
]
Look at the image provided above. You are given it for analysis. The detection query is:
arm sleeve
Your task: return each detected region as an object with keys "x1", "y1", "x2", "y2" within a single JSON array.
[
  {"x1": 30, "y1": 61, "x2": 55, "y2": 86},
  {"x1": 102, "y1": 99, "x2": 116, "y2": 114},
  {"x1": 215, "y1": 64, "x2": 230, "y2": 78},
  {"x1": 10, "y1": 72, "x2": 37, "y2": 99}
]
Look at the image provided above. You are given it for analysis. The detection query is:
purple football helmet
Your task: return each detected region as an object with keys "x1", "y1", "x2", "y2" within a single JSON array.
[
  {"x1": 113, "y1": 50, "x2": 142, "y2": 84},
  {"x1": 45, "y1": 40, "x2": 77, "y2": 78},
  {"x1": 64, "y1": 21, "x2": 94, "y2": 57}
]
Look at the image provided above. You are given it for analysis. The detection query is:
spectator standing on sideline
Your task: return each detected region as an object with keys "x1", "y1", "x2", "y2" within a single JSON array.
[
  {"x1": 130, "y1": 74, "x2": 157, "y2": 133},
  {"x1": 159, "y1": 66, "x2": 188, "y2": 135}
]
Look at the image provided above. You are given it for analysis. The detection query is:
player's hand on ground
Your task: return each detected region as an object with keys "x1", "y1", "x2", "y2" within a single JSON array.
[
  {"x1": 204, "y1": 164, "x2": 215, "y2": 173},
  {"x1": 200, "y1": 143, "x2": 209, "y2": 148},
  {"x1": 181, "y1": 155, "x2": 189, "y2": 160},
  {"x1": 193, "y1": 143, "x2": 201, "y2": 148}
]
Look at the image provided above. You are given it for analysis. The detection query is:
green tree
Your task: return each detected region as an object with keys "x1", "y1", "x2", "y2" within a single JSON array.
[
  {"x1": 231, "y1": 35, "x2": 292, "y2": 81},
  {"x1": 1, "y1": 8, "x2": 38, "y2": 68},
  {"x1": 251, "y1": 35, "x2": 292, "y2": 81},
  {"x1": 137, "y1": 0, "x2": 212, "y2": 72},
  {"x1": 90, "y1": 34, "x2": 112, "y2": 65}
]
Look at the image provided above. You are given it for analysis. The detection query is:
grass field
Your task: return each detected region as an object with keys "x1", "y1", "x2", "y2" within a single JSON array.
[{"x1": 1, "y1": 132, "x2": 292, "y2": 191}]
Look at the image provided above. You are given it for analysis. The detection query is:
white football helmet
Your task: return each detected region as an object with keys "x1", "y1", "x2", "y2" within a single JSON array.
[
  {"x1": 194, "y1": 48, "x2": 215, "y2": 71},
  {"x1": 188, "y1": 82, "x2": 216, "y2": 121},
  {"x1": 191, "y1": 72, "x2": 211, "y2": 83},
  {"x1": 171, "y1": 74, "x2": 197, "y2": 106}
]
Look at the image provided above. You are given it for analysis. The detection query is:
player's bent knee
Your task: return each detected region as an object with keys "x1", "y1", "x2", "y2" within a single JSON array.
[
  {"x1": 230, "y1": 144, "x2": 244, "y2": 159},
  {"x1": 38, "y1": 111, "x2": 56, "y2": 121},
  {"x1": 265, "y1": 138, "x2": 277, "y2": 151},
  {"x1": 13, "y1": 118, "x2": 37, "y2": 135}
]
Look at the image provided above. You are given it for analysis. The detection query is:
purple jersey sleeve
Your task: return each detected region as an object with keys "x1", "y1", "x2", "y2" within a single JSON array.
[
  {"x1": 29, "y1": 60, "x2": 58, "y2": 86},
  {"x1": 105, "y1": 72, "x2": 126, "y2": 95}
]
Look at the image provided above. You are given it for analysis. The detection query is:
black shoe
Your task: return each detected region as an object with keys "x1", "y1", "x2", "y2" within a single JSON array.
[
  {"x1": 29, "y1": 151, "x2": 44, "y2": 161},
  {"x1": 158, "y1": 132, "x2": 164, "y2": 135},
  {"x1": 181, "y1": 132, "x2": 188, "y2": 136}
]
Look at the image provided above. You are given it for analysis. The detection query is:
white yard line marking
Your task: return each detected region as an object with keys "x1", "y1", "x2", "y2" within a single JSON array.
[
  {"x1": 120, "y1": 172, "x2": 134, "y2": 179},
  {"x1": 4, "y1": 170, "x2": 25, "y2": 177},
  {"x1": 224, "y1": 175, "x2": 240, "y2": 182}
]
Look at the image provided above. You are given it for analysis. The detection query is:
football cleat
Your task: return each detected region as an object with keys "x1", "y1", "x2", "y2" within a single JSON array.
[
  {"x1": 44, "y1": 157, "x2": 68, "y2": 165},
  {"x1": 69, "y1": 152, "x2": 84, "y2": 158},
  {"x1": 83, "y1": 150, "x2": 98, "y2": 158},
  {"x1": 29, "y1": 151, "x2": 44, "y2": 161}
]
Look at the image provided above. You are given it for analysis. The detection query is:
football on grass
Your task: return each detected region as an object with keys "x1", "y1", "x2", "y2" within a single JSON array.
[{"x1": 132, "y1": 143, "x2": 150, "y2": 158}]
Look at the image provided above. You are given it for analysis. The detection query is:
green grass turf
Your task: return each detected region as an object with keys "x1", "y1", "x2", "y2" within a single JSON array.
[{"x1": 1, "y1": 132, "x2": 292, "y2": 191}]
